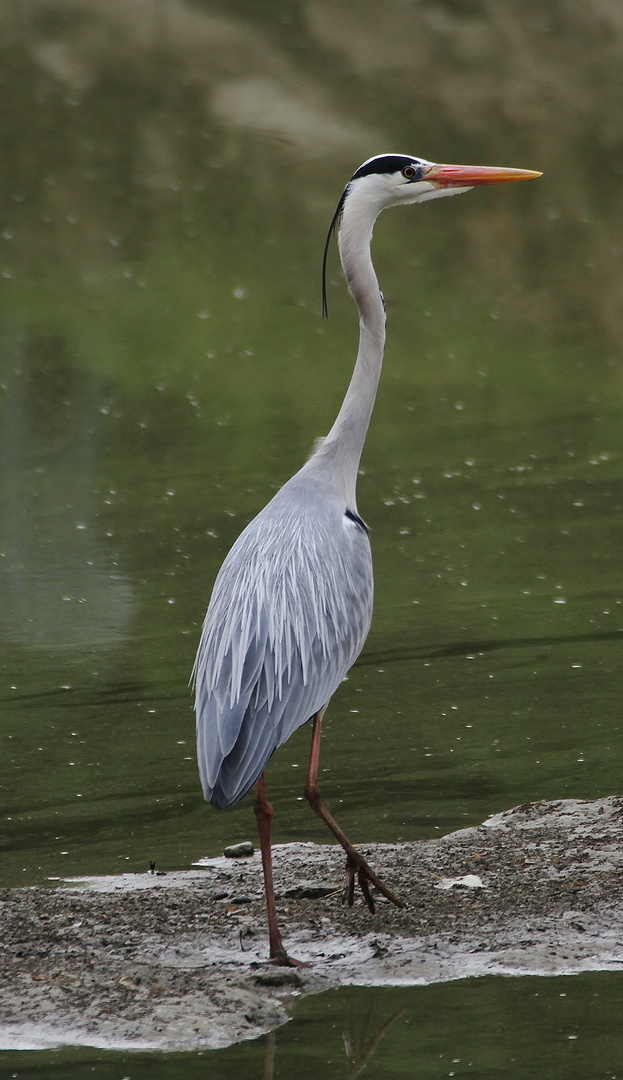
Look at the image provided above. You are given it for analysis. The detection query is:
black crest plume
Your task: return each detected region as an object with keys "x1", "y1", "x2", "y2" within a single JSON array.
[
  {"x1": 321, "y1": 156, "x2": 418, "y2": 317},
  {"x1": 321, "y1": 187, "x2": 348, "y2": 318}
]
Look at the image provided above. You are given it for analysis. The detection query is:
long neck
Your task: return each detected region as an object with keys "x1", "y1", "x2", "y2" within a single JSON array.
[{"x1": 305, "y1": 194, "x2": 386, "y2": 508}]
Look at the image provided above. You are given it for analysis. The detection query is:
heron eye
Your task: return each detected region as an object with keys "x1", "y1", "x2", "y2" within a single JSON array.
[{"x1": 402, "y1": 165, "x2": 417, "y2": 179}]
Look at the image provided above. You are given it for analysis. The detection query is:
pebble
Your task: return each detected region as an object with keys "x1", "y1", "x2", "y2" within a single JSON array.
[
  {"x1": 253, "y1": 968, "x2": 304, "y2": 988},
  {"x1": 285, "y1": 885, "x2": 337, "y2": 900},
  {"x1": 224, "y1": 841, "x2": 254, "y2": 858}
]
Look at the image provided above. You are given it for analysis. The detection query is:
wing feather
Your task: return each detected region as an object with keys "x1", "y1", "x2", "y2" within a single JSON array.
[{"x1": 193, "y1": 480, "x2": 373, "y2": 809}]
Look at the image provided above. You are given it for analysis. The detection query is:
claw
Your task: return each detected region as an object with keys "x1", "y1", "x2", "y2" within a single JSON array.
[
  {"x1": 342, "y1": 865, "x2": 356, "y2": 907},
  {"x1": 358, "y1": 869, "x2": 375, "y2": 913},
  {"x1": 269, "y1": 944, "x2": 310, "y2": 968},
  {"x1": 342, "y1": 850, "x2": 405, "y2": 911}
]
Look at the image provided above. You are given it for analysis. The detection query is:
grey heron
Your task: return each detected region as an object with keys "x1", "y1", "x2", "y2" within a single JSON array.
[{"x1": 193, "y1": 153, "x2": 541, "y2": 965}]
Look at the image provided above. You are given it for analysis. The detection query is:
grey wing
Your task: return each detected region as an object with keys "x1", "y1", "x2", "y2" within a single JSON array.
[{"x1": 193, "y1": 497, "x2": 373, "y2": 809}]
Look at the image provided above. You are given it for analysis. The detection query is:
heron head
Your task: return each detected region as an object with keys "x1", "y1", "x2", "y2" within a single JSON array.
[
  {"x1": 322, "y1": 153, "x2": 541, "y2": 315},
  {"x1": 347, "y1": 153, "x2": 543, "y2": 210}
]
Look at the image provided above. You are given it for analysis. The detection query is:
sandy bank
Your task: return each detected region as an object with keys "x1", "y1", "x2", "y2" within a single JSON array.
[{"x1": 1, "y1": 797, "x2": 622, "y2": 1051}]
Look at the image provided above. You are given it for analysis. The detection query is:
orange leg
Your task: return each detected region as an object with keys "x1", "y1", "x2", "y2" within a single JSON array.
[
  {"x1": 304, "y1": 709, "x2": 404, "y2": 912},
  {"x1": 253, "y1": 773, "x2": 307, "y2": 966}
]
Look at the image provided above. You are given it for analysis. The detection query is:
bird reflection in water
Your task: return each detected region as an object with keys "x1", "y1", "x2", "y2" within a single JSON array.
[
  {"x1": 258, "y1": 1005, "x2": 405, "y2": 1079},
  {"x1": 343, "y1": 1004, "x2": 406, "y2": 1078}
]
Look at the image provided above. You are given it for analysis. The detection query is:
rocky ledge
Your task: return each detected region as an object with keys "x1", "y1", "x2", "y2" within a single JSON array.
[{"x1": 1, "y1": 797, "x2": 622, "y2": 1051}]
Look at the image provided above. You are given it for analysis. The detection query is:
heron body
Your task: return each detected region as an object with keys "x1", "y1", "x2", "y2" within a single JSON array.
[
  {"x1": 193, "y1": 153, "x2": 541, "y2": 965},
  {"x1": 194, "y1": 472, "x2": 373, "y2": 810}
]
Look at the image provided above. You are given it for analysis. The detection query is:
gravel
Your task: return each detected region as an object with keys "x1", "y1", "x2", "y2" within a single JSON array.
[{"x1": 2, "y1": 796, "x2": 623, "y2": 1051}]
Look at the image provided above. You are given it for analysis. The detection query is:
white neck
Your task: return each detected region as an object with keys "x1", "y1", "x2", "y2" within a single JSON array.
[{"x1": 303, "y1": 186, "x2": 386, "y2": 508}]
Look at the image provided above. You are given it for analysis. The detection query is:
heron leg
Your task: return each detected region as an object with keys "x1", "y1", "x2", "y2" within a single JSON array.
[
  {"x1": 253, "y1": 773, "x2": 307, "y2": 967},
  {"x1": 304, "y1": 710, "x2": 405, "y2": 913}
]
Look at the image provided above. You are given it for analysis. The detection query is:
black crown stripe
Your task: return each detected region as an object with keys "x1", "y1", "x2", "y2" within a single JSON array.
[{"x1": 351, "y1": 155, "x2": 418, "y2": 180}]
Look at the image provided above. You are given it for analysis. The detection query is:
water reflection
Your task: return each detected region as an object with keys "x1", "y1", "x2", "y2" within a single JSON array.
[
  {"x1": 362, "y1": 627, "x2": 623, "y2": 666},
  {"x1": 2, "y1": 973, "x2": 623, "y2": 1077},
  {"x1": 342, "y1": 1006, "x2": 406, "y2": 1079},
  {"x1": 1, "y1": 0, "x2": 622, "y2": 355},
  {"x1": 257, "y1": 1004, "x2": 405, "y2": 1080},
  {"x1": 0, "y1": 331, "x2": 135, "y2": 650}
]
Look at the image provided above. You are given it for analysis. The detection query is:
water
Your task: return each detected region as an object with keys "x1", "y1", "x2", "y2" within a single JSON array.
[
  {"x1": 1, "y1": 0, "x2": 623, "y2": 1069},
  {"x1": 2, "y1": 974, "x2": 623, "y2": 1078}
]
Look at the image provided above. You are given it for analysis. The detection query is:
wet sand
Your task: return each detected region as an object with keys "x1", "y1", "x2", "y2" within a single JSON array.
[{"x1": 1, "y1": 797, "x2": 622, "y2": 1051}]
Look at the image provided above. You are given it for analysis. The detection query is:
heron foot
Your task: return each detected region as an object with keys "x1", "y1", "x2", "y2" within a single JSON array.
[
  {"x1": 269, "y1": 944, "x2": 310, "y2": 968},
  {"x1": 342, "y1": 851, "x2": 405, "y2": 913}
]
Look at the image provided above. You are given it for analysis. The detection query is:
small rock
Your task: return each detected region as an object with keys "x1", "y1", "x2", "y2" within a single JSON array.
[
  {"x1": 224, "y1": 841, "x2": 254, "y2": 858},
  {"x1": 253, "y1": 968, "x2": 304, "y2": 988},
  {"x1": 285, "y1": 885, "x2": 337, "y2": 900}
]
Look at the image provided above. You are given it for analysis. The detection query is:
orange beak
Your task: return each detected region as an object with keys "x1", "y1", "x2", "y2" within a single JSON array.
[{"x1": 423, "y1": 163, "x2": 542, "y2": 187}]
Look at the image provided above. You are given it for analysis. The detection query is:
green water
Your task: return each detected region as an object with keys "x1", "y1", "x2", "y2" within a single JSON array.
[
  {"x1": 3, "y1": 975, "x2": 623, "y2": 1077},
  {"x1": 1, "y1": 0, "x2": 623, "y2": 1068}
]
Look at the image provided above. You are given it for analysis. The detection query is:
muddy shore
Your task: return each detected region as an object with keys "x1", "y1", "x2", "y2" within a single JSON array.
[{"x1": 1, "y1": 797, "x2": 622, "y2": 1051}]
